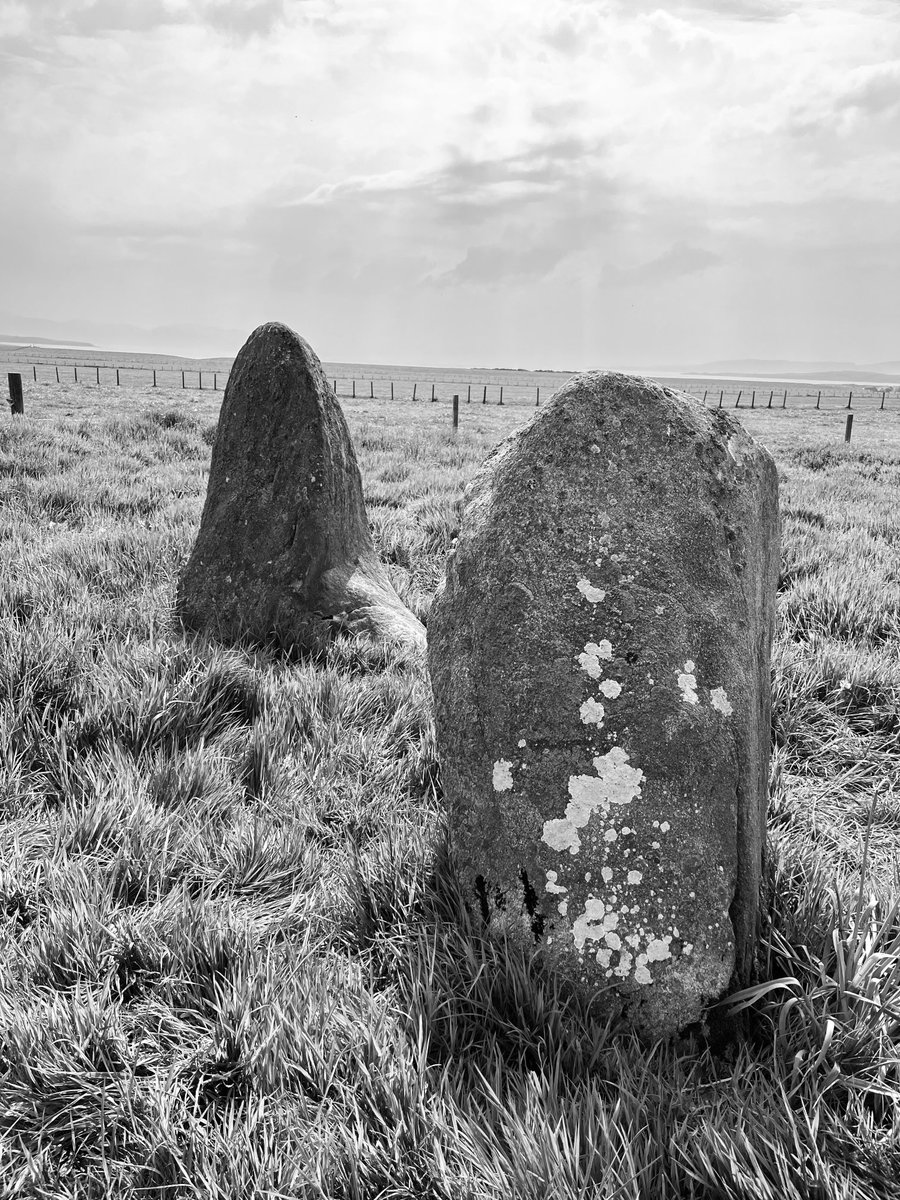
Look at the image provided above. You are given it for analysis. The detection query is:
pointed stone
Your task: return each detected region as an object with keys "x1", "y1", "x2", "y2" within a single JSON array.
[
  {"x1": 176, "y1": 322, "x2": 425, "y2": 652},
  {"x1": 427, "y1": 371, "x2": 779, "y2": 1041}
]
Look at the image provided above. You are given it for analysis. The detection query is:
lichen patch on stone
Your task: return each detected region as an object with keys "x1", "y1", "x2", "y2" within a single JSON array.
[
  {"x1": 677, "y1": 662, "x2": 699, "y2": 704},
  {"x1": 710, "y1": 687, "x2": 733, "y2": 715},
  {"x1": 577, "y1": 640, "x2": 613, "y2": 678},
  {"x1": 579, "y1": 697, "x2": 605, "y2": 726},
  {"x1": 577, "y1": 578, "x2": 607, "y2": 603},
  {"x1": 541, "y1": 747, "x2": 644, "y2": 854},
  {"x1": 492, "y1": 760, "x2": 513, "y2": 792},
  {"x1": 545, "y1": 870, "x2": 567, "y2": 895},
  {"x1": 598, "y1": 679, "x2": 622, "y2": 699}
]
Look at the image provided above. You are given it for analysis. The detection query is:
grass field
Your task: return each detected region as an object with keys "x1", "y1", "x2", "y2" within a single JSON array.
[{"x1": 0, "y1": 380, "x2": 899, "y2": 1197}]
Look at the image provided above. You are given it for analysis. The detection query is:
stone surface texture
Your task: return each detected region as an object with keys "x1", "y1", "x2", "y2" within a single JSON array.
[
  {"x1": 427, "y1": 371, "x2": 780, "y2": 1041},
  {"x1": 176, "y1": 322, "x2": 425, "y2": 651}
]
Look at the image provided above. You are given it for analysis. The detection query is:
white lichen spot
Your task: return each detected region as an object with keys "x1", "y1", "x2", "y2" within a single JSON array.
[
  {"x1": 710, "y1": 687, "x2": 734, "y2": 716},
  {"x1": 604, "y1": 931, "x2": 622, "y2": 951},
  {"x1": 492, "y1": 760, "x2": 513, "y2": 792},
  {"x1": 572, "y1": 898, "x2": 607, "y2": 950},
  {"x1": 579, "y1": 697, "x2": 605, "y2": 726},
  {"x1": 655, "y1": 605, "x2": 664, "y2": 615},
  {"x1": 645, "y1": 937, "x2": 673, "y2": 963},
  {"x1": 634, "y1": 964, "x2": 652, "y2": 985},
  {"x1": 517, "y1": 738, "x2": 527, "y2": 748},
  {"x1": 577, "y1": 640, "x2": 614, "y2": 678},
  {"x1": 652, "y1": 841, "x2": 660, "y2": 849},
  {"x1": 677, "y1": 662, "x2": 699, "y2": 704},
  {"x1": 544, "y1": 871, "x2": 567, "y2": 895},
  {"x1": 613, "y1": 950, "x2": 633, "y2": 978},
  {"x1": 601, "y1": 866, "x2": 613, "y2": 883},
  {"x1": 558, "y1": 899, "x2": 568, "y2": 916},
  {"x1": 598, "y1": 679, "x2": 622, "y2": 699},
  {"x1": 685, "y1": 659, "x2": 695, "y2": 671},
  {"x1": 585, "y1": 872, "x2": 592, "y2": 882},
  {"x1": 596, "y1": 947, "x2": 612, "y2": 968},
  {"x1": 626, "y1": 870, "x2": 643, "y2": 885},
  {"x1": 684, "y1": 943, "x2": 694, "y2": 955},
  {"x1": 542, "y1": 748, "x2": 644, "y2": 854},
  {"x1": 603, "y1": 828, "x2": 617, "y2": 843},
  {"x1": 660, "y1": 821, "x2": 670, "y2": 833},
  {"x1": 577, "y1": 578, "x2": 606, "y2": 604}
]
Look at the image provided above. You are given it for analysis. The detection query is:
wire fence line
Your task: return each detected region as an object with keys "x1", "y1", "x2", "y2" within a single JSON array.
[{"x1": 2, "y1": 358, "x2": 899, "y2": 413}]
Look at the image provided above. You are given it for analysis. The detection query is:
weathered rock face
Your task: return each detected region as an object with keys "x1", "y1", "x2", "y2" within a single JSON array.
[
  {"x1": 176, "y1": 322, "x2": 425, "y2": 652},
  {"x1": 427, "y1": 371, "x2": 779, "y2": 1041}
]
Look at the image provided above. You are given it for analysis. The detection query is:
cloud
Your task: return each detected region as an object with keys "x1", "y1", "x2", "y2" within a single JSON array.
[{"x1": 601, "y1": 244, "x2": 722, "y2": 287}]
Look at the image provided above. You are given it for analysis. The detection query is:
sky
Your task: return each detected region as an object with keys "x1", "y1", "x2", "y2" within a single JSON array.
[{"x1": 1, "y1": 0, "x2": 899, "y2": 368}]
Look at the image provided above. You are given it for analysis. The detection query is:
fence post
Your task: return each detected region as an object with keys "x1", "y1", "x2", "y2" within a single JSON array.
[
  {"x1": 214, "y1": 373, "x2": 217, "y2": 390},
  {"x1": 75, "y1": 366, "x2": 78, "y2": 383},
  {"x1": 702, "y1": 389, "x2": 707, "y2": 405},
  {"x1": 844, "y1": 413, "x2": 853, "y2": 443},
  {"x1": 735, "y1": 390, "x2": 742, "y2": 407},
  {"x1": 7, "y1": 373, "x2": 23, "y2": 416},
  {"x1": 846, "y1": 390, "x2": 852, "y2": 409},
  {"x1": 32, "y1": 366, "x2": 36, "y2": 382},
  {"x1": 333, "y1": 379, "x2": 336, "y2": 394},
  {"x1": 881, "y1": 390, "x2": 885, "y2": 410},
  {"x1": 413, "y1": 383, "x2": 417, "y2": 400},
  {"x1": 751, "y1": 390, "x2": 755, "y2": 408},
  {"x1": 499, "y1": 386, "x2": 503, "y2": 406},
  {"x1": 116, "y1": 369, "x2": 120, "y2": 386},
  {"x1": 482, "y1": 385, "x2": 487, "y2": 404},
  {"x1": 536, "y1": 386, "x2": 540, "y2": 407},
  {"x1": 431, "y1": 383, "x2": 436, "y2": 401},
  {"x1": 767, "y1": 390, "x2": 773, "y2": 409},
  {"x1": 181, "y1": 371, "x2": 185, "y2": 388},
  {"x1": 55, "y1": 366, "x2": 59, "y2": 384},
  {"x1": 467, "y1": 384, "x2": 471, "y2": 403},
  {"x1": 391, "y1": 382, "x2": 394, "y2": 400},
  {"x1": 352, "y1": 380, "x2": 356, "y2": 398},
  {"x1": 718, "y1": 390, "x2": 723, "y2": 408},
  {"x1": 370, "y1": 381, "x2": 374, "y2": 398},
  {"x1": 153, "y1": 369, "x2": 157, "y2": 387},
  {"x1": 96, "y1": 366, "x2": 100, "y2": 385},
  {"x1": 816, "y1": 390, "x2": 820, "y2": 409},
  {"x1": 453, "y1": 394, "x2": 459, "y2": 430}
]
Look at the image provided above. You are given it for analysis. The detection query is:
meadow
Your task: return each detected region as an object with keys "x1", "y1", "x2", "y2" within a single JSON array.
[{"x1": 0, "y1": 375, "x2": 898, "y2": 1198}]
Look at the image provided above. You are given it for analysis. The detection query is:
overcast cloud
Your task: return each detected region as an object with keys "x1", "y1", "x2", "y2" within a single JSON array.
[{"x1": 1, "y1": 0, "x2": 898, "y2": 366}]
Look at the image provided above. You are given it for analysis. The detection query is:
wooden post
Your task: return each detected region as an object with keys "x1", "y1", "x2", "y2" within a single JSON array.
[
  {"x1": 881, "y1": 390, "x2": 886, "y2": 410},
  {"x1": 74, "y1": 366, "x2": 78, "y2": 383},
  {"x1": 718, "y1": 390, "x2": 723, "y2": 408},
  {"x1": 391, "y1": 381, "x2": 394, "y2": 400},
  {"x1": 214, "y1": 373, "x2": 217, "y2": 390},
  {"x1": 751, "y1": 390, "x2": 755, "y2": 408},
  {"x1": 352, "y1": 380, "x2": 356, "y2": 398},
  {"x1": 782, "y1": 389, "x2": 787, "y2": 409},
  {"x1": 116, "y1": 368, "x2": 120, "y2": 386},
  {"x1": 197, "y1": 372, "x2": 201, "y2": 390},
  {"x1": 413, "y1": 383, "x2": 417, "y2": 400},
  {"x1": 702, "y1": 389, "x2": 707, "y2": 405},
  {"x1": 536, "y1": 386, "x2": 540, "y2": 407},
  {"x1": 7, "y1": 373, "x2": 23, "y2": 415},
  {"x1": 333, "y1": 379, "x2": 336, "y2": 393},
  {"x1": 431, "y1": 383, "x2": 436, "y2": 401},
  {"x1": 452, "y1": 394, "x2": 459, "y2": 429},
  {"x1": 846, "y1": 390, "x2": 853, "y2": 409},
  {"x1": 181, "y1": 371, "x2": 185, "y2": 388},
  {"x1": 499, "y1": 385, "x2": 503, "y2": 406},
  {"x1": 370, "y1": 380, "x2": 374, "y2": 398},
  {"x1": 816, "y1": 390, "x2": 821, "y2": 409},
  {"x1": 96, "y1": 366, "x2": 100, "y2": 385},
  {"x1": 844, "y1": 413, "x2": 853, "y2": 443},
  {"x1": 482, "y1": 385, "x2": 487, "y2": 404},
  {"x1": 767, "y1": 390, "x2": 773, "y2": 409},
  {"x1": 153, "y1": 369, "x2": 157, "y2": 387},
  {"x1": 55, "y1": 366, "x2": 59, "y2": 384},
  {"x1": 735, "y1": 389, "x2": 742, "y2": 407}
]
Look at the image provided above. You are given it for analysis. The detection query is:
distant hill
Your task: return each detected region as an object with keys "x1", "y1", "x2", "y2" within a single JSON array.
[
  {"x1": 0, "y1": 334, "x2": 96, "y2": 349},
  {"x1": 659, "y1": 358, "x2": 900, "y2": 384}
]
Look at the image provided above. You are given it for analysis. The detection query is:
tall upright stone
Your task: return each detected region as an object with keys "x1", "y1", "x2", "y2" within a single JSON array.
[
  {"x1": 176, "y1": 322, "x2": 425, "y2": 652},
  {"x1": 427, "y1": 372, "x2": 779, "y2": 1041}
]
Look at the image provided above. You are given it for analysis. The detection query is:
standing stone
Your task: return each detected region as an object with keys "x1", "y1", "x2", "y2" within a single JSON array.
[
  {"x1": 176, "y1": 322, "x2": 425, "y2": 652},
  {"x1": 428, "y1": 372, "x2": 779, "y2": 1041}
]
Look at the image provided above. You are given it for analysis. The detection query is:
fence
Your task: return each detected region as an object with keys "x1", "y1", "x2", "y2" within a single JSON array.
[{"x1": 3, "y1": 357, "x2": 899, "y2": 416}]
